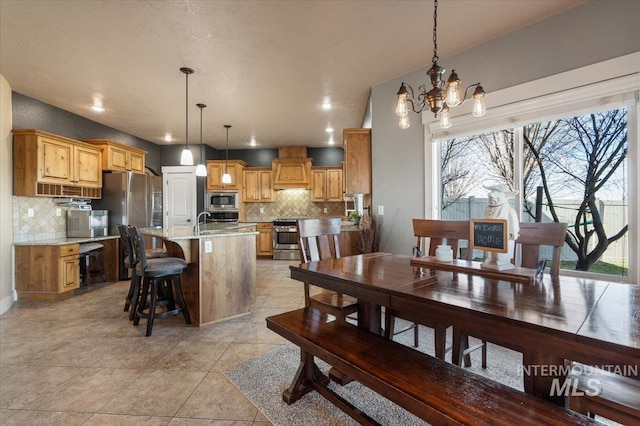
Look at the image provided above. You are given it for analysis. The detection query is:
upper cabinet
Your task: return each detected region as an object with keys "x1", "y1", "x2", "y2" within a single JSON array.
[
  {"x1": 207, "y1": 160, "x2": 247, "y2": 191},
  {"x1": 12, "y1": 130, "x2": 102, "y2": 198},
  {"x1": 343, "y1": 128, "x2": 371, "y2": 195},
  {"x1": 83, "y1": 139, "x2": 147, "y2": 174},
  {"x1": 311, "y1": 167, "x2": 343, "y2": 202},
  {"x1": 243, "y1": 168, "x2": 274, "y2": 202}
]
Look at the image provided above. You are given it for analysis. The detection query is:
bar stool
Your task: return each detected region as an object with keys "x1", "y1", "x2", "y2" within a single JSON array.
[
  {"x1": 127, "y1": 225, "x2": 191, "y2": 336},
  {"x1": 78, "y1": 242, "x2": 107, "y2": 287},
  {"x1": 117, "y1": 224, "x2": 169, "y2": 320}
]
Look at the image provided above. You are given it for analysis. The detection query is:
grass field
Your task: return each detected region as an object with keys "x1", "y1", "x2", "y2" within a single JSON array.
[{"x1": 560, "y1": 260, "x2": 628, "y2": 276}]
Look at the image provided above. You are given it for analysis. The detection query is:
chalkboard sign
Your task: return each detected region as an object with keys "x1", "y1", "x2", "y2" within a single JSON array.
[{"x1": 470, "y1": 219, "x2": 508, "y2": 253}]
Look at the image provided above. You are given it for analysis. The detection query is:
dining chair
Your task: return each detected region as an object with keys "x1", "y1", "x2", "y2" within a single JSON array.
[
  {"x1": 128, "y1": 225, "x2": 191, "y2": 336},
  {"x1": 385, "y1": 219, "x2": 473, "y2": 357},
  {"x1": 297, "y1": 218, "x2": 358, "y2": 322},
  {"x1": 456, "y1": 221, "x2": 569, "y2": 368}
]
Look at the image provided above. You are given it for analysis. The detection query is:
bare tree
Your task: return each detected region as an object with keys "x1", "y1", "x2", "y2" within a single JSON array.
[
  {"x1": 440, "y1": 138, "x2": 477, "y2": 210},
  {"x1": 524, "y1": 109, "x2": 628, "y2": 271}
]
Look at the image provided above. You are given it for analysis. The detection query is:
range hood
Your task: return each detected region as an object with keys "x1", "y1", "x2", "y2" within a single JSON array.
[{"x1": 272, "y1": 146, "x2": 312, "y2": 189}]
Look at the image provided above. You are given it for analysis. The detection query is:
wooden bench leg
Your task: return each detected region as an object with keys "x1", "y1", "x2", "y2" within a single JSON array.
[{"x1": 283, "y1": 349, "x2": 329, "y2": 404}]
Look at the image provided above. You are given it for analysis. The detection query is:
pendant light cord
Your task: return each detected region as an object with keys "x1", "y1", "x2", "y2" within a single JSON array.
[
  {"x1": 224, "y1": 124, "x2": 231, "y2": 173},
  {"x1": 198, "y1": 103, "x2": 206, "y2": 162},
  {"x1": 185, "y1": 72, "x2": 189, "y2": 149}
]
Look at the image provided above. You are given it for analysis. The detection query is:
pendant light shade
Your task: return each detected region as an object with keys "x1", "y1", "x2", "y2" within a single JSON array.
[
  {"x1": 221, "y1": 124, "x2": 232, "y2": 184},
  {"x1": 195, "y1": 103, "x2": 207, "y2": 177},
  {"x1": 179, "y1": 67, "x2": 194, "y2": 165}
]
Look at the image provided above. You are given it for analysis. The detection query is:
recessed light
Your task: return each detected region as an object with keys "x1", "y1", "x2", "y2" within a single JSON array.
[
  {"x1": 328, "y1": 136, "x2": 335, "y2": 145},
  {"x1": 90, "y1": 104, "x2": 105, "y2": 112},
  {"x1": 249, "y1": 136, "x2": 257, "y2": 147},
  {"x1": 325, "y1": 127, "x2": 333, "y2": 133},
  {"x1": 164, "y1": 133, "x2": 172, "y2": 142},
  {"x1": 322, "y1": 100, "x2": 332, "y2": 110}
]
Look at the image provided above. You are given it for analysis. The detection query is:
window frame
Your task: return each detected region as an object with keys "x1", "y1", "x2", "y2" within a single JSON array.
[{"x1": 422, "y1": 53, "x2": 640, "y2": 283}]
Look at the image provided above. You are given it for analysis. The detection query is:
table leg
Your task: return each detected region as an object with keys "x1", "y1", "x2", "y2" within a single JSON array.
[
  {"x1": 283, "y1": 349, "x2": 329, "y2": 404},
  {"x1": 523, "y1": 350, "x2": 567, "y2": 406},
  {"x1": 358, "y1": 302, "x2": 383, "y2": 335}
]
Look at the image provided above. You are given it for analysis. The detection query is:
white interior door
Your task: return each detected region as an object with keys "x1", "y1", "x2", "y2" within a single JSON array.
[{"x1": 162, "y1": 166, "x2": 197, "y2": 228}]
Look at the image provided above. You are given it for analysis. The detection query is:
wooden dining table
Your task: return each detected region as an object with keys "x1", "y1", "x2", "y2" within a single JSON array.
[{"x1": 289, "y1": 252, "x2": 640, "y2": 405}]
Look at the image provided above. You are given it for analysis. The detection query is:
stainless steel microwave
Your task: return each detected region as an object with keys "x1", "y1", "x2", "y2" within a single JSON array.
[{"x1": 207, "y1": 191, "x2": 239, "y2": 211}]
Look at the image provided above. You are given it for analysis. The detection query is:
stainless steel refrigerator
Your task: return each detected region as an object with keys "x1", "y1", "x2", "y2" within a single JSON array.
[{"x1": 93, "y1": 171, "x2": 163, "y2": 278}]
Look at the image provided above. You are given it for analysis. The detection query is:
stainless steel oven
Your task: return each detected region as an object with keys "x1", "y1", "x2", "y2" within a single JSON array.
[
  {"x1": 273, "y1": 219, "x2": 301, "y2": 260},
  {"x1": 207, "y1": 210, "x2": 239, "y2": 223}
]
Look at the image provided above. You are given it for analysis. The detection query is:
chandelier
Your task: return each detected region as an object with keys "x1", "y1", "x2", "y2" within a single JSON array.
[{"x1": 395, "y1": 0, "x2": 486, "y2": 129}]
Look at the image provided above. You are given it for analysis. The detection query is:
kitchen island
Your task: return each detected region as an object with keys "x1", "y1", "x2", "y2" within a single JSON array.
[{"x1": 141, "y1": 223, "x2": 258, "y2": 326}]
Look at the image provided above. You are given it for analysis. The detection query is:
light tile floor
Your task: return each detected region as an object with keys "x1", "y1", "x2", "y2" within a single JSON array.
[{"x1": 0, "y1": 259, "x2": 302, "y2": 426}]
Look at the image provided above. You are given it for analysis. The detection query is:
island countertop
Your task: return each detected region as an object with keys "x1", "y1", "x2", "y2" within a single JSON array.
[
  {"x1": 140, "y1": 223, "x2": 258, "y2": 241},
  {"x1": 140, "y1": 223, "x2": 257, "y2": 327}
]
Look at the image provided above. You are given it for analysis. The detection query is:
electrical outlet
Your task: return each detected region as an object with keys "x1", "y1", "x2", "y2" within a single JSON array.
[
  {"x1": 260, "y1": 207, "x2": 264, "y2": 214},
  {"x1": 56, "y1": 208, "x2": 62, "y2": 217},
  {"x1": 27, "y1": 208, "x2": 34, "y2": 217},
  {"x1": 204, "y1": 240, "x2": 213, "y2": 253},
  {"x1": 377, "y1": 205, "x2": 384, "y2": 215},
  {"x1": 323, "y1": 207, "x2": 328, "y2": 214}
]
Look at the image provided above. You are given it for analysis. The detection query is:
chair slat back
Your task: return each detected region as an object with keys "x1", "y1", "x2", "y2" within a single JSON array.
[
  {"x1": 412, "y1": 219, "x2": 472, "y2": 260},
  {"x1": 297, "y1": 218, "x2": 342, "y2": 263},
  {"x1": 127, "y1": 225, "x2": 148, "y2": 270},
  {"x1": 516, "y1": 222, "x2": 568, "y2": 277},
  {"x1": 117, "y1": 224, "x2": 135, "y2": 268}
]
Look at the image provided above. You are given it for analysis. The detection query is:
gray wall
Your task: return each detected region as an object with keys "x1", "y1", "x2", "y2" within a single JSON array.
[
  {"x1": 12, "y1": 92, "x2": 162, "y2": 174},
  {"x1": 14, "y1": 93, "x2": 345, "y2": 173},
  {"x1": 370, "y1": 0, "x2": 640, "y2": 255}
]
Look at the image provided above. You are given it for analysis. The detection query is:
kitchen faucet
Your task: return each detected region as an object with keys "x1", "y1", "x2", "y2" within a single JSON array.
[{"x1": 194, "y1": 211, "x2": 211, "y2": 235}]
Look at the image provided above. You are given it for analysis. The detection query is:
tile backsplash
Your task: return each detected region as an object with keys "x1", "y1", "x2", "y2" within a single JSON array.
[
  {"x1": 14, "y1": 189, "x2": 345, "y2": 242},
  {"x1": 244, "y1": 189, "x2": 344, "y2": 221},
  {"x1": 13, "y1": 196, "x2": 67, "y2": 242}
]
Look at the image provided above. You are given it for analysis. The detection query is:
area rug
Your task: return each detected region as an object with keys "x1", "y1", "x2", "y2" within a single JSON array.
[{"x1": 223, "y1": 323, "x2": 525, "y2": 425}]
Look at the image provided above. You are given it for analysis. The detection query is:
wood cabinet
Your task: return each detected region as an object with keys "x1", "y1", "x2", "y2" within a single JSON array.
[
  {"x1": 343, "y1": 128, "x2": 371, "y2": 195},
  {"x1": 83, "y1": 139, "x2": 147, "y2": 174},
  {"x1": 256, "y1": 222, "x2": 274, "y2": 257},
  {"x1": 243, "y1": 168, "x2": 274, "y2": 202},
  {"x1": 311, "y1": 167, "x2": 343, "y2": 202},
  {"x1": 12, "y1": 130, "x2": 102, "y2": 198},
  {"x1": 207, "y1": 160, "x2": 247, "y2": 190},
  {"x1": 15, "y1": 244, "x2": 80, "y2": 300},
  {"x1": 272, "y1": 158, "x2": 312, "y2": 189}
]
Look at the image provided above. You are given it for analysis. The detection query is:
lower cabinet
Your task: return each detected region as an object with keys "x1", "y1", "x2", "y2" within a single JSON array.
[
  {"x1": 256, "y1": 222, "x2": 274, "y2": 257},
  {"x1": 15, "y1": 244, "x2": 80, "y2": 300}
]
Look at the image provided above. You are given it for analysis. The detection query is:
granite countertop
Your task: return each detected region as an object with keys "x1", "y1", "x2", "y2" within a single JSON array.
[
  {"x1": 13, "y1": 234, "x2": 120, "y2": 246},
  {"x1": 244, "y1": 217, "x2": 362, "y2": 232},
  {"x1": 141, "y1": 223, "x2": 258, "y2": 241}
]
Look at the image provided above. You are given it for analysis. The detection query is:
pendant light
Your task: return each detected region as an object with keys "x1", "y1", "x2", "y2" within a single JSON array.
[
  {"x1": 179, "y1": 67, "x2": 194, "y2": 165},
  {"x1": 221, "y1": 124, "x2": 232, "y2": 184},
  {"x1": 195, "y1": 103, "x2": 208, "y2": 177}
]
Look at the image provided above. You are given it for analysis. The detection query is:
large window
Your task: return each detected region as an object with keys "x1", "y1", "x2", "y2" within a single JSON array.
[{"x1": 438, "y1": 105, "x2": 631, "y2": 279}]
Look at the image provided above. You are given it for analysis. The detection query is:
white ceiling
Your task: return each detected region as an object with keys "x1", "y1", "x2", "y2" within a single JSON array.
[{"x1": 0, "y1": 0, "x2": 584, "y2": 150}]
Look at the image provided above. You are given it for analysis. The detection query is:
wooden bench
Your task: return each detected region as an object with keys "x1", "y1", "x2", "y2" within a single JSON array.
[
  {"x1": 266, "y1": 308, "x2": 597, "y2": 426},
  {"x1": 568, "y1": 363, "x2": 640, "y2": 425}
]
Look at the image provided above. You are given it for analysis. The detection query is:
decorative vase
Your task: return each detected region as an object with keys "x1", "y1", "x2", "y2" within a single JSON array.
[
  {"x1": 435, "y1": 244, "x2": 453, "y2": 262},
  {"x1": 351, "y1": 217, "x2": 360, "y2": 225}
]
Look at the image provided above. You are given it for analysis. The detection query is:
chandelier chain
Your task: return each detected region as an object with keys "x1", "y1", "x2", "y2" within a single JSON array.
[{"x1": 432, "y1": 0, "x2": 438, "y2": 64}]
